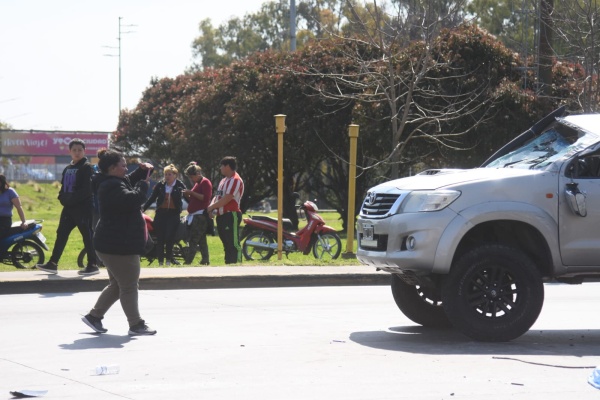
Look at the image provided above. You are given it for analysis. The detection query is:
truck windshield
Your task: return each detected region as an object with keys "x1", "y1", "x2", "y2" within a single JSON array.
[{"x1": 485, "y1": 123, "x2": 598, "y2": 170}]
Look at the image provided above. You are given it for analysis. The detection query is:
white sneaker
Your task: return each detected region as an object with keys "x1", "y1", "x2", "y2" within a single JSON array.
[{"x1": 166, "y1": 261, "x2": 171, "y2": 266}]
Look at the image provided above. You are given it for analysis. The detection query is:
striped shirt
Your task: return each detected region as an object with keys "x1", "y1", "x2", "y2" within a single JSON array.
[{"x1": 213, "y1": 172, "x2": 244, "y2": 215}]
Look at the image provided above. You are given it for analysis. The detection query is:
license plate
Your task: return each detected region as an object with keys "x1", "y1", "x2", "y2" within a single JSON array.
[
  {"x1": 363, "y1": 224, "x2": 374, "y2": 240},
  {"x1": 36, "y1": 232, "x2": 46, "y2": 243}
]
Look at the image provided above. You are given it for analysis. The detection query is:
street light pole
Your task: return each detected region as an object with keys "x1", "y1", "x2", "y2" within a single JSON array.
[
  {"x1": 118, "y1": 17, "x2": 122, "y2": 114},
  {"x1": 103, "y1": 17, "x2": 136, "y2": 117},
  {"x1": 290, "y1": 0, "x2": 296, "y2": 51}
]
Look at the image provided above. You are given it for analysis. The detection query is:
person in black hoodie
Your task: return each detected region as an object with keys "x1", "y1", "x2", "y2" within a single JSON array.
[
  {"x1": 36, "y1": 138, "x2": 98, "y2": 275},
  {"x1": 143, "y1": 164, "x2": 186, "y2": 266},
  {"x1": 81, "y1": 148, "x2": 157, "y2": 336}
]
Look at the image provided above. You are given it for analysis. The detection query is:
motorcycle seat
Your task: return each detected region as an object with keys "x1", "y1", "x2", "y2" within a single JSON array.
[{"x1": 251, "y1": 215, "x2": 295, "y2": 232}]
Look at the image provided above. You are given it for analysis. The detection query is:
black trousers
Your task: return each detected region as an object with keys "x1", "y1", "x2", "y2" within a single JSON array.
[
  {"x1": 216, "y1": 211, "x2": 242, "y2": 264},
  {"x1": 154, "y1": 209, "x2": 180, "y2": 262},
  {"x1": 0, "y1": 216, "x2": 11, "y2": 239},
  {"x1": 52, "y1": 205, "x2": 96, "y2": 265}
]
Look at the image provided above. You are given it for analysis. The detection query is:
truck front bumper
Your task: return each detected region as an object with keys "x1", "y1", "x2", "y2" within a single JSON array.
[{"x1": 356, "y1": 209, "x2": 457, "y2": 274}]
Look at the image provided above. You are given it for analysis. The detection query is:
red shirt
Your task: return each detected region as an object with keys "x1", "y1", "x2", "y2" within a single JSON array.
[
  {"x1": 187, "y1": 177, "x2": 212, "y2": 214},
  {"x1": 213, "y1": 172, "x2": 244, "y2": 215}
]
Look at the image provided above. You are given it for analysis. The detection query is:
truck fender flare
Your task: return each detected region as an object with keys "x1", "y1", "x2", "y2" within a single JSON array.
[{"x1": 432, "y1": 202, "x2": 559, "y2": 274}]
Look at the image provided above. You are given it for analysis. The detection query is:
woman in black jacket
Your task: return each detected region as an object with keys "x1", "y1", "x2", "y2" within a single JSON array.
[
  {"x1": 81, "y1": 148, "x2": 157, "y2": 336},
  {"x1": 143, "y1": 164, "x2": 186, "y2": 266}
]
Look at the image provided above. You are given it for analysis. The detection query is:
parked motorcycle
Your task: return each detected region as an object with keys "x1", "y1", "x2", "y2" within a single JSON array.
[
  {"x1": 77, "y1": 213, "x2": 191, "y2": 268},
  {"x1": 2, "y1": 219, "x2": 48, "y2": 269},
  {"x1": 241, "y1": 196, "x2": 342, "y2": 261}
]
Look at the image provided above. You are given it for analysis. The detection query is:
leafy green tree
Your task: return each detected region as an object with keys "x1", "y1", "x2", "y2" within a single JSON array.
[
  {"x1": 467, "y1": 0, "x2": 536, "y2": 50},
  {"x1": 190, "y1": 0, "x2": 349, "y2": 69},
  {"x1": 191, "y1": 2, "x2": 289, "y2": 69}
]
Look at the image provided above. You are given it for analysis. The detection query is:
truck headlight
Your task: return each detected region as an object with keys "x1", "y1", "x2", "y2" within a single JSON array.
[{"x1": 400, "y1": 190, "x2": 461, "y2": 213}]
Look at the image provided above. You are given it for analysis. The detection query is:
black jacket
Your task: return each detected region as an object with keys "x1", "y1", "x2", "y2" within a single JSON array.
[
  {"x1": 143, "y1": 179, "x2": 186, "y2": 213},
  {"x1": 93, "y1": 167, "x2": 149, "y2": 255},
  {"x1": 57, "y1": 157, "x2": 93, "y2": 208}
]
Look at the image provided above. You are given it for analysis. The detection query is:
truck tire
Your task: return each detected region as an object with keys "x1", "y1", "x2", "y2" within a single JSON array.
[
  {"x1": 441, "y1": 244, "x2": 544, "y2": 342},
  {"x1": 391, "y1": 274, "x2": 452, "y2": 328}
]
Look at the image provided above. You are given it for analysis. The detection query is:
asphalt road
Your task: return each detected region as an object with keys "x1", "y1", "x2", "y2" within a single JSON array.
[{"x1": 2, "y1": 284, "x2": 600, "y2": 399}]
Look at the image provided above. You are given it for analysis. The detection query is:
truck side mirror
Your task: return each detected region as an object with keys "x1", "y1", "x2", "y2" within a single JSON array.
[{"x1": 565, "y1": 182, "x2": 587, "y2": 217}]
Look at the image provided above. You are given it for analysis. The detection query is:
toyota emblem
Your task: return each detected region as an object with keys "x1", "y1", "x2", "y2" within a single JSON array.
[{"x1": 367, "y1": 192, "x2": 377, "y2": 205}]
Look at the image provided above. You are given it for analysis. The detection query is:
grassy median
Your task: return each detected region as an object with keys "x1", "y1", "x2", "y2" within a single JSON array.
[{"x1": 0, "y1": 181, "x2": 359, "y2": 272}]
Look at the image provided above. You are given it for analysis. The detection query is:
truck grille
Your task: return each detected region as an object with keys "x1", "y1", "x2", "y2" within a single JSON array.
[{"x1": 361, "y1": 193, "x2": 401, "y2": 217}]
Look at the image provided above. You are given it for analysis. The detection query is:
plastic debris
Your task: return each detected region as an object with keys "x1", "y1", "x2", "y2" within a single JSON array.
[{"x1": 588, "y1": 366, "x2": 600, "y2": 389}]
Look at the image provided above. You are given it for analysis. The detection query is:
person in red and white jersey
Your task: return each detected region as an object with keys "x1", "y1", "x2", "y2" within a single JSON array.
[{"x1": 207, "y1": 156, "x2": 244, "y2": 264}]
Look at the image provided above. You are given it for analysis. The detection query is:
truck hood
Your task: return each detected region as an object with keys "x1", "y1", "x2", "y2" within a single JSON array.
[{"x1": 370, "y1": 168, "x2": 542, "y2": 192}]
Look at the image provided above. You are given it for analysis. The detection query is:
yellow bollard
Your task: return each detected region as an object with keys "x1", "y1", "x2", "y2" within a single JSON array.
[
  {"x1": 274, "y1": 114, "x2": 286, "y2": 260},
  {"x1": 343, "y1": 124, "x2": 359, "y2": 258}
]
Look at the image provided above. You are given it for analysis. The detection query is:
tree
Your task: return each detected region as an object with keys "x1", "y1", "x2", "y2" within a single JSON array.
[
  {"x1": 191, "y1": 2, "x2": 290, "y2": 69},
  {"x1": 302, "y1": 1, "x2": 499, "y2": 179},
  {"x1": 190, "y1": 0, "x2": 350, "y2": 69},
  {"x1": 552, "y1": 0, "x2": 600, "y2": 112}
]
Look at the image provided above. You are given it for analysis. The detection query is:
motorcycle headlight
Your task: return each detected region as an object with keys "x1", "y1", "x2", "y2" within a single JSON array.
[{"x1": 399, "y1": 190, "x2": 461, "y2": 213}]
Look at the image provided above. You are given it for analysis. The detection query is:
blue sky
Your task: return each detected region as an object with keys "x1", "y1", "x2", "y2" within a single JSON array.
[{"x1": 0, "y1": 0, "x2": 271, "y2": 132}]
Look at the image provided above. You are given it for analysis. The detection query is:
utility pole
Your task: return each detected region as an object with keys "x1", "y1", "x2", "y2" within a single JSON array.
[
  {"x1": 290, "y1": 0, "x2": 296, "y2": 51},
  {"x1": 103, "y1": 17, "x2": 136, "y2": 117}
]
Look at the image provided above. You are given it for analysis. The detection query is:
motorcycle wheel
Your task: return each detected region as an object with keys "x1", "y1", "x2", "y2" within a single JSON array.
[
  {"x1": 242, "y1": 231, "x2": 275, "y2": 261},
  {"x1": 312, "y1": 232, "x2": 342, "y2": 260},
  {"x1": 12, "y1": 240, "x2": 45, "y2": 269}
]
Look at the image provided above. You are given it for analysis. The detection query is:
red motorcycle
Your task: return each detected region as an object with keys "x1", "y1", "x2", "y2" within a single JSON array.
[{"x1": 241, "y1": 197, "x2": 342, "y2": 261}]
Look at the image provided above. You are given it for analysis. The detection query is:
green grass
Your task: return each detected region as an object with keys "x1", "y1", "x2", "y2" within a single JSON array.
[{"x1": 0, "y1": 181, "x2": 360, "y2": 272}]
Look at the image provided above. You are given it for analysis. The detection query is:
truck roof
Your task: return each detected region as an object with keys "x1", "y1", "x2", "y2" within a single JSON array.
[{"x1": 561, "y1": 114, "x2": 600, "y2": 136}]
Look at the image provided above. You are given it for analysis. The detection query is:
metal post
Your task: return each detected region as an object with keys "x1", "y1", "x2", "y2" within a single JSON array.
[
  {"x1": 290, "y1": 0, "x2": 296, "y2": 51},
  {"x1": 343, "y1": 124, "x2": 359, "y2": 258},
  {"x1": 275, "y1": 115, "x2": 287, "y2": 260},
  {"x1": 118, "y1": 17, "x2": 122, "y2": 114}
]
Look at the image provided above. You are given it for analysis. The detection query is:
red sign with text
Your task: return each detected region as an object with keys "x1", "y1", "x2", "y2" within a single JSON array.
[{"x1": 0, "y1": 131, "x2": 109, "y2": 156}]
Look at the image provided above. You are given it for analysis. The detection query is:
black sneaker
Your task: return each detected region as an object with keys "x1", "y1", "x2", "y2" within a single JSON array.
[
  {"x1": 128, "y1": 320, "x2": 157, "y2": 336},
  {"x1": 81, "y1": 314, "x2": 107, "y2": 333},
  {"x1": 36, "y1": 261, "x2": 58, "y2": 274},
  {"x1": 199, "y1": 260, "x2": 210, "y2": 266},
  {"x1": 78, "y1": 264, "x2": 100, "y2": 276},
  {"x1": 170, "y1": 258, "x2": 180, "y2": 266}
]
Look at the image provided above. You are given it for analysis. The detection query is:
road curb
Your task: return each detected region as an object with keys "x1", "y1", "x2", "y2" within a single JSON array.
[{"x1": 0, "y1": 273, "x2": 391, "y2": 294}]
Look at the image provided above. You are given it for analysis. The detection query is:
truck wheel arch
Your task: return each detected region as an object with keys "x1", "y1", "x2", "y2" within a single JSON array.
[{"x1": 433, "y1": 204, "x2": 558, "y2": 277}]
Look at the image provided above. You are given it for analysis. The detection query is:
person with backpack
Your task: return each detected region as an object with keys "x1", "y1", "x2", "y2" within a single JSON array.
[{"x1": 36, "y1": 138, "x2": 98, "y2": 275}]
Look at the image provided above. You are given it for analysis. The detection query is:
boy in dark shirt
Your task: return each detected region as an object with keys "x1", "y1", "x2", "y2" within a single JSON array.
[{"x1": 36, "y1": 138, "x2": 98, "y2": 275}]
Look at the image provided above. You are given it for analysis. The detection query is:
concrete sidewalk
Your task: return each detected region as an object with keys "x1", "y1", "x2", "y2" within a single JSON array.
[{"x1": 0, "y1": 265, "x2": 391, "y2": 294}]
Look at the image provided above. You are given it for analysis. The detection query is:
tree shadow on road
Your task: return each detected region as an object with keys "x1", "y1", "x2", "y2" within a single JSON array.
[
  {"x1": 350, "y1": 326, "x2": 600, "y2": 358},
  {"x1": 59, "y1": 334, "x2": 135, "y2": 350}
]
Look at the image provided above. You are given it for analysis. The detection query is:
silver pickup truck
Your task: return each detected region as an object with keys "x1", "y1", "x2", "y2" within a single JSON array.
[{"x1": 356, "y1": 107, "x2": 600, "y2": 342}]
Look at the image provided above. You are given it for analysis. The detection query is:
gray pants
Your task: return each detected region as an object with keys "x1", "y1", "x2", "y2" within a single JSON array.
[{"x1": 88, "y1": 251, "x2": 142, "y2": 326}]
